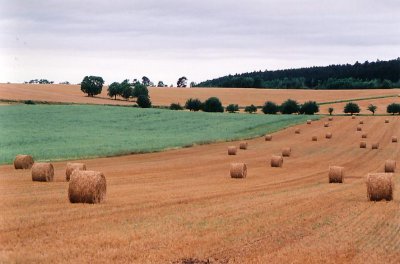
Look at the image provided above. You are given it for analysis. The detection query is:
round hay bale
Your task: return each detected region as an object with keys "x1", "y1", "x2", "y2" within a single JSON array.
[
  {"x1": 239, "y1": 142, "x2": 248, "y2": 149},
  {"x1": 325, "y1": 132, "x2": 332, "y2": 139},
  {"x1": 307, "y1": 120, "x2": 312, "y2": 125},
  {"x1": 385, "y1": 119, "x2": 389, "y2": 123},
  {"x1": 351, "y1": 115, "x2": 356, "y2": 119},
  {"x1": 359, "y1": 120, "x2": 364, "y2": 125},
  {"x1": 228, "y1": 146, "x2": 237, "y2": 155},
  {"x1": 324, "y1": 122, "x2": 329, "y2": 127},
  {"x1": 328, "y1": 117, "x2": 333, "y2": 121},
  {"x1": 265, "y1": 134, "x2": 272, "y2": 141},
  {"x1": 66, "y1": 162, "x2": 87, "y2": 181},
  {"x1": 329, "y1": 166, "x2": 344, "y2": 183},
  {"x1": 360, "y1": 141, "x2": 367, "y2": 148},
  {"x1": 366, "y1": 173, "x2": 394, "y2": 201},
  {"x1": 392, "y1": 136, "x2": 398, "y2": 143},
  {"x1": 312, "y1": 136, "x2": 318, "y2": 141},
  {"x1": 230, "y1": 163, "x2": 247, "y2": 178},
  {"x1": 295, "y1": 128, "x2": 301, "y2": 134},
  {"x1": 282, "y1": 147, "x2": 291, "y2": 157},
  {"x1": 14, "y1": 155, "x2": 34, "y2": 169},
  {"x1": 32, "y1": 162, "x2": 54, "y2": 182},
  {"x1": 271, "y1": 155, "x2": 283, "y2": 167},
  {"x1": 68, "y1": 170, "x2": 107, "y2": 203},
  {"x1": 356, "y1": 126, "x2": 362, "y2": 131},
  {"x1": 385, "y1": 160, "x2": 396, "y2": 173},
  {"x1": 371, "y1": 143, "x2": 379, "y2": 149},
  {"x1": 361, "y1": 133, "x2": 367, "y2": 139}
]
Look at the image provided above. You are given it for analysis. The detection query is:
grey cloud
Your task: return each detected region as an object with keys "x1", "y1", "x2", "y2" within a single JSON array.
[{"x1": 0, "y1": 0, "x2": 399, "y2": 83}]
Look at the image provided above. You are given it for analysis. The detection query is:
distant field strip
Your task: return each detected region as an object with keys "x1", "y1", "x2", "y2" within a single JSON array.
[
  {"x1": 0, "y1": 105, "x2": 319, "y2": 164},
  {"x1": 318, "y1": 94, "x2": 398, "y2": 105}
]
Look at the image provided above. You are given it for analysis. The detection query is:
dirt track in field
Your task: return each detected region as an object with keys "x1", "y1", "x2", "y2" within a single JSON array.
[
  {"x1": 1, "y1": 83, "x2": 398, "y2": 114},
  {"x1": 1, "y1": 116, "x2": 399, "y2": 263}
]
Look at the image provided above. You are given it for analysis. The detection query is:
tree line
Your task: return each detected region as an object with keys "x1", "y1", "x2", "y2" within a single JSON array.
[
  {"x1": 23, "y1": 75, "x2": 193, "y2": 88},
  {"x1": 24, "y1": 79, "x2": 54, "y2": 84},
  {"x1": 170, "y1": 97, "x2": 400, "y2": 115},
  {"x1": 196, "y1": 58, "x2": 400, "y2": 89},
  {"x1": 169, "y1": 98, "x2": 321, "y2": 114}
]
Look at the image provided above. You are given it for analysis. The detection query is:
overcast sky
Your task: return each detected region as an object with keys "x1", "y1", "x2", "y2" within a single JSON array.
[{"x1": 0, "y1": 0, "x2": 399, "y2": 85}]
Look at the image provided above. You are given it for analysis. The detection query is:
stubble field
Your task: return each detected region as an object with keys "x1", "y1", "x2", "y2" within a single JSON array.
[{"x1": 1, "y1": 115, "x2": 399, "y2": 263}]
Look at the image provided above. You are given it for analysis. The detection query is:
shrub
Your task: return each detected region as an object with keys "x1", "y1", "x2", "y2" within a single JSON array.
[
  {"x1": 300, "y1": 101, "x2": 319, "y2": 115},
  {"x1": 280, "y1": 99, "x2": 300, "y2": 114},
  {"x1": 328, "y1": 107, "x2": 334, "y2": 115},
  {"x1": 24, "y1": 100, "x2": 35, "y2": 105},
  {"x1": 387, "y1": 103, "x2": 400, "y2": 115},
  {"x1": 367, "y1": 104, "x2": 377, "y2": 115},
  {"x1": 169, "y1": 103, "x2": 183, "y2": 110},
  {"x1": 226, "y1": 104, "x2": 239, "y2": 113},
  {"x1": 137, "y1": 95, "x2": 152, "y2": 108},
  {"x1": 262, "y1": 101, "x2": 278, "y2": 114},
  {"x1": 185, "y1": 98, "x2": 203, "y2": 111},
  {"x1": 344, "y1": 102, "x2": 360, "y2": 114},
  {"x1": 203, "y1": 97, "x2": 224, "y2": 113},
  {"x1": 244, "y1": 104, "x2": 257, "y2": 113}
]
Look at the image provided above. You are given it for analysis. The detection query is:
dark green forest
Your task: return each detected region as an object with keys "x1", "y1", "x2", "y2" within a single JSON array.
[{"x1": 197, "y1": 58, "x2": 400, "y2": 89}]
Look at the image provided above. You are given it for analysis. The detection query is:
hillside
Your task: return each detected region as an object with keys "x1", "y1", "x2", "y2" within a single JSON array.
[{"x1": 197, "y1": 58, "x2": 400, "y2": 89}]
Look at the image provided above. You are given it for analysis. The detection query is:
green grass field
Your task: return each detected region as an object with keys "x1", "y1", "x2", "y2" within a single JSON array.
[{"x1": 0, "y1": 105, "x2": 319, "y2": 164}]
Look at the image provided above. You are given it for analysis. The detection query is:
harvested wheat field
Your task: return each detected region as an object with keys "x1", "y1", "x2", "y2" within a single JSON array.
[
  {"x1": 0, "y1": 83, "x2": 133, "y2": 106},
  {"x1": 0, "y1": 84, "x2": 399, "y2": 113},
  {"x1": 0, "y1": 116, "x2": 400, "y2": 263},
  {"x1": 148, "y1": 87, "x2": 400, "y2": 109}
]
